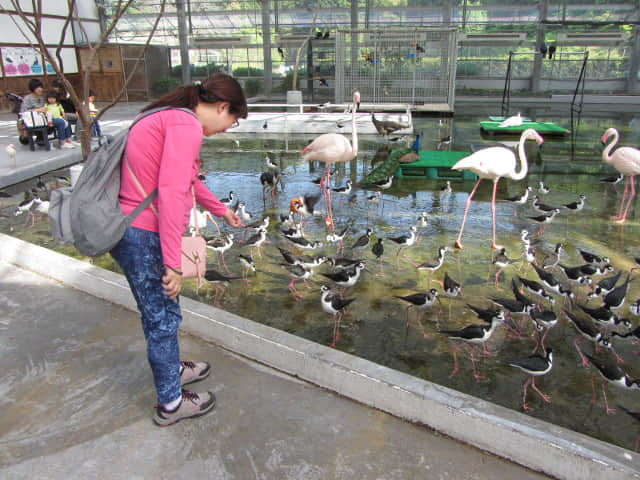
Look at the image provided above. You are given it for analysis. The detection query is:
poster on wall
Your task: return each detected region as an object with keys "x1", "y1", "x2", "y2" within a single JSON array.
[{"x1": 1, "y1": 46, "x2": 54, "y2": 76}]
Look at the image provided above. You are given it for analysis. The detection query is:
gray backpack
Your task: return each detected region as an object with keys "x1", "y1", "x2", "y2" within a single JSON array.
[{"x1": 48, "y1": 107, "x2": 195, "y2": 257}]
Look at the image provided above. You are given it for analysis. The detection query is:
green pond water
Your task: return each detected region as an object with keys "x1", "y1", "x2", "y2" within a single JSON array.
[{"x1": 3, "y1": 106, "x2": 640, "y2": 452}]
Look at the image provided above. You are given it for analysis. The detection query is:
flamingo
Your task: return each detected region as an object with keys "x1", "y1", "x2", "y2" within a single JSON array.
[
  {"x1": 302, "y1": 91, "x2": 360, "y2": 231},
  {"x1": 452, "y1": 128, "x2": 544, "y2": 250},
  {"x1": 601, "y1": 127, "x2": 640, "y2": 224},
  {"x1": 498, "y1": 112, "x2": 522, "y2": 128}
]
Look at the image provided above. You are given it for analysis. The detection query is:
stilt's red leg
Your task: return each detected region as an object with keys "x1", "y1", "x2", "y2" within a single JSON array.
[
  {"x1": 531, "y1": 377, "x2": 551, "y2": 403},
  {"x1": 470, "y1": 346, "x2": 485, "y2": 381},
  {"x1": 450, "y1": 342, "x2": 465, "y2": 377},
  {"x1": 602, "y1": 384, "x2": 616, "y2": 414},
  {"x1": 522, "y1": 377, "x2": 533, "y2": 411}
]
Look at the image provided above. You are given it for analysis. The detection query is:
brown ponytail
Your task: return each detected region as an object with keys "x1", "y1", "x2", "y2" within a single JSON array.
[{"x1": 141, "y1": 73, "x2": 248, "y2": 119}]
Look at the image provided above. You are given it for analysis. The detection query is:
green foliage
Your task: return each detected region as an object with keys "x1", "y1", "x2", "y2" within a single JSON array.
[
  {"x1": 243, "y1": 78, "x2": 263, "y2": 96},
  {"x1": 233, "y1": 66, "x2": 265, "y2": 77},
  {"x1": 151, "y1": 76, "x2": 181, "y2": 96},
  {"x1": 172, "y1": 62, "x2": 226, "y2": 77},
  {"x1": 279, "y1": 68, "x2": 308, "y2": 93}
]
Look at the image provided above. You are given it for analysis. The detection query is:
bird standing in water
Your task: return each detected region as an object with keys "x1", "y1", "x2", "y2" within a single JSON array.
[
  {"x1": 387, "y1": 225, "x2": 417, "y2": 270},
  {"x1": 504, "y1": 185, "x2": 532, "y2": 218},
  {"x1": 394, "y1": 289, "x2": 440, "y2": 336},
  {"x1": 439, "y1": 316, "x2": 502, "y2": 380},
  {"x1": 302, "y1": 91, "x2": 360, "y2": 230},
  {"x1": 320, "y1": 285, "x2": 355, "y2": 347},
  {"x1": 443, "y1": 271, "x2": 462, "y2": 321},
  {"x1": 416, "y1": 246, "x2": 450, "y2": 288},
  {"x1": 601, "y1": 127, "x2": 640, "y2": 224},
  {"x1": 508, "y1": 348, "x2": 553, "y2": 411},
  {"x1": 371, "y1": 237, "x2": 385, "y2": 276},
  {"x1": 585, "y1": 353, "x2": 640, "y2": 414},
  {"x1": 451, "y1": 129, "x2": 544, "y2": 250}
]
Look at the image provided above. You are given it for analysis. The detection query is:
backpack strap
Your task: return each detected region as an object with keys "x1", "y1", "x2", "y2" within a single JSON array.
[
  {"x1": 124, "y1": 157, "x2": 159, "y2": 218},
  {"x1": 123, "y1": 107, "x2": 197, "y2": 221}
]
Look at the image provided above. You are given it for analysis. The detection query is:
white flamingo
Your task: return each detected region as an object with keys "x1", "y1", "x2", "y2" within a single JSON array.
[
  {"x1": 498, "y1": 112, "x2": 523, "y2": 128},
  {"x1": 601, "y1": 127, "x2": 640, "y2": 224},
  {"x1": 302, "y1": 91, "x2": 360, "y2": 231},
  {"x1": 452, "y1": 128, "x2": 544, "y2": 250},
  {"x1": 6, "y1": 144, "x2": 16, "y2": 169}
]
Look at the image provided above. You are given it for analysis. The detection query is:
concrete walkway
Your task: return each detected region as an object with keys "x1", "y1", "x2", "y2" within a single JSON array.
[
  {"x1": 0, "y1": 260, "x2": 549, "y2": 480},
  {"x1": 0, "y1": 102, "x2": 143, "y2": 189}
]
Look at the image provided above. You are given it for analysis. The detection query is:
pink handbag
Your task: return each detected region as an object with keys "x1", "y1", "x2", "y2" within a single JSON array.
[
  {"x1": 180, "y1": 188, "x2": 206, "y2": 291},
  {"x1": 125, "y1": 158, "x2": 206, "y2": 292}
]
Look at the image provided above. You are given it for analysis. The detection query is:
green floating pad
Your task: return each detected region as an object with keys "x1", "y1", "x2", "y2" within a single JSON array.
[
  {"x1": 395, "y1": 150, "x2": 477, "y2": 181},
  {"x1": 488, "y1": 115, "x2": 532, "y2": 122},
  {"x1": 480, "y1": 121, "x2": 569, "y2": 135}
]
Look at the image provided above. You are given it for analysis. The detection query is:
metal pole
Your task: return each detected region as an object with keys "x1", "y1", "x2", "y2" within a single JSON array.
[
  {"x1": 443, "y1": 0, "x2": 452, "y2": 26},
  {"x1": 350, "y1": 0, "x2": 359, "y2": 103},
  {"x1": 176, "y1": 0, "x2": 191, "y2": 85},
  {"x1": 262, "y1": 0, "x2": 272, "y2": 96},
  {"x1": 532, "y1": 0, "x2": 548, "y2": 93},
  {"x1": 502, "y1": 52, "x2": 513, "y2": 116},
  {"x1": 627, "y1": 25, "x2": 640, "y2": 92}
]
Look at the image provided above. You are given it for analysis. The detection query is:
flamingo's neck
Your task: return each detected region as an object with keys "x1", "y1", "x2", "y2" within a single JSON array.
[
  {"x1": 602, "y1": 130, "x2": 618, "y2": 164},
  {"x1": 510, "y1": 134, "x2": 530, "y2": 181},
  {"x1": 351, "y1": 97, "x2": 358, "y2": 158}
]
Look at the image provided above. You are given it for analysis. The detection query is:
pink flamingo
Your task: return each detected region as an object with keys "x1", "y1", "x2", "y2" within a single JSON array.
[
  {"x1": 301, "y1": 91, "x2": 360, "y2": 231},
  {"x1": 601, "y1": 127, "x2": 640, "y2": 224},
  {"x1": 452, "y1": 128, "x2": 544, "y2": 250}
]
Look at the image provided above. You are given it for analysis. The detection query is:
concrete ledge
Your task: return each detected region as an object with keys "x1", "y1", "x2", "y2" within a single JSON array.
[
  {"x1": 0, "y1": 149, "x2": 83, "y2": 189},
  {"x1": 0, "y1": 233, "x2": 638, "y2": 480}
]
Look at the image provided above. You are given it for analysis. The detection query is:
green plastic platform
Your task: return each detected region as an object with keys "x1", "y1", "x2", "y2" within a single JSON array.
[
  {"x1": 480, "y1": 120, "x2": 569, "y2": 135},
  {"x1": 395, "y1": 150, "x2": 477, "y2": 180}
]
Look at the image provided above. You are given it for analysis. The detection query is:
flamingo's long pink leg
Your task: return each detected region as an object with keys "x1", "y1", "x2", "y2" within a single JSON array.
[
  {"x1": 617, "y1": 175, "x2": 636, "y2": 224},
  {"x1": 491, "y1": 180, "x2": 503, "y2": 250},
  {"x1": 455, "y1": 178, "x2": 482, "y2": 249}
]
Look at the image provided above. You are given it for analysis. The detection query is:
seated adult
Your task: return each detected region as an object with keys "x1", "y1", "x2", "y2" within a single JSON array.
[
  {"x1": 52, "y1": 78, "x2": 78, "y2": 135},
  {"x1": 21, "y1": 78, "x2": 74, "y2": 148}
]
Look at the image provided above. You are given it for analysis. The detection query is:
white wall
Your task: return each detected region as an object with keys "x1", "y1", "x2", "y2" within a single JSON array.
[{"x1": 0, "y1": 0, "x2": 100, "y2": 76}]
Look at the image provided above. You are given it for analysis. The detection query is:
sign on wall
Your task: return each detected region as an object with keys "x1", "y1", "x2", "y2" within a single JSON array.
[{"x1": 1, "y1": 46, "x2": 54, "y2": 76}]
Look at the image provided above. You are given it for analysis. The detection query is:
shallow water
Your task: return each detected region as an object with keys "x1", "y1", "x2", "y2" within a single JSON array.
[{"x1": 3, "y1": 106, "x2": 640, "y2": 452}]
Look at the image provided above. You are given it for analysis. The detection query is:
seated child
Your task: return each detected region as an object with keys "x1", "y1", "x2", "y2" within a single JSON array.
[
  {"x1": 87, "y1": 90, "x2": 102, "y2": 137},
  {"x1": 45, "y1": 91, "x2": 75, "y2": 149}
]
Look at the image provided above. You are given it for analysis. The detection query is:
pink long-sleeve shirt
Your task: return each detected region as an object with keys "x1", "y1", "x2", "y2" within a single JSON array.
[{"x1": 119, "y1": 109, "x2": 228, "y2": 269}]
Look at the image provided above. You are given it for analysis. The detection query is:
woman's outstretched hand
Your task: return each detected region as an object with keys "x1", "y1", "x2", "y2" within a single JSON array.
[{"x1": 222, "y1": 207, "x2": 242, "y2": 227}]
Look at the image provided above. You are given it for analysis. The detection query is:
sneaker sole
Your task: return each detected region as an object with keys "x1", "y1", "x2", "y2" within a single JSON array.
[
  {"x1": 180, "y1": 363, "x2": 211, "y2": 386},
  {"x1": 153, "y1": 392, "x2": 216, "y2": 427}
]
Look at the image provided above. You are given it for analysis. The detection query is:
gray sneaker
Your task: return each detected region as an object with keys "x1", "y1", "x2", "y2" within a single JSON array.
[
  {"x1": 180, "y1": 360, "x2": 211, "y2": 385},
  {"x1": 153, "y1": 389, "x2": 216, "y2": 426}
]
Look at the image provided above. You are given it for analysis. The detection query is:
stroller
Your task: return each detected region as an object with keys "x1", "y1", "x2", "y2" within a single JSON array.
[{"x1": 5, "y1": 92, "x2": 57, "y2": 150}]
